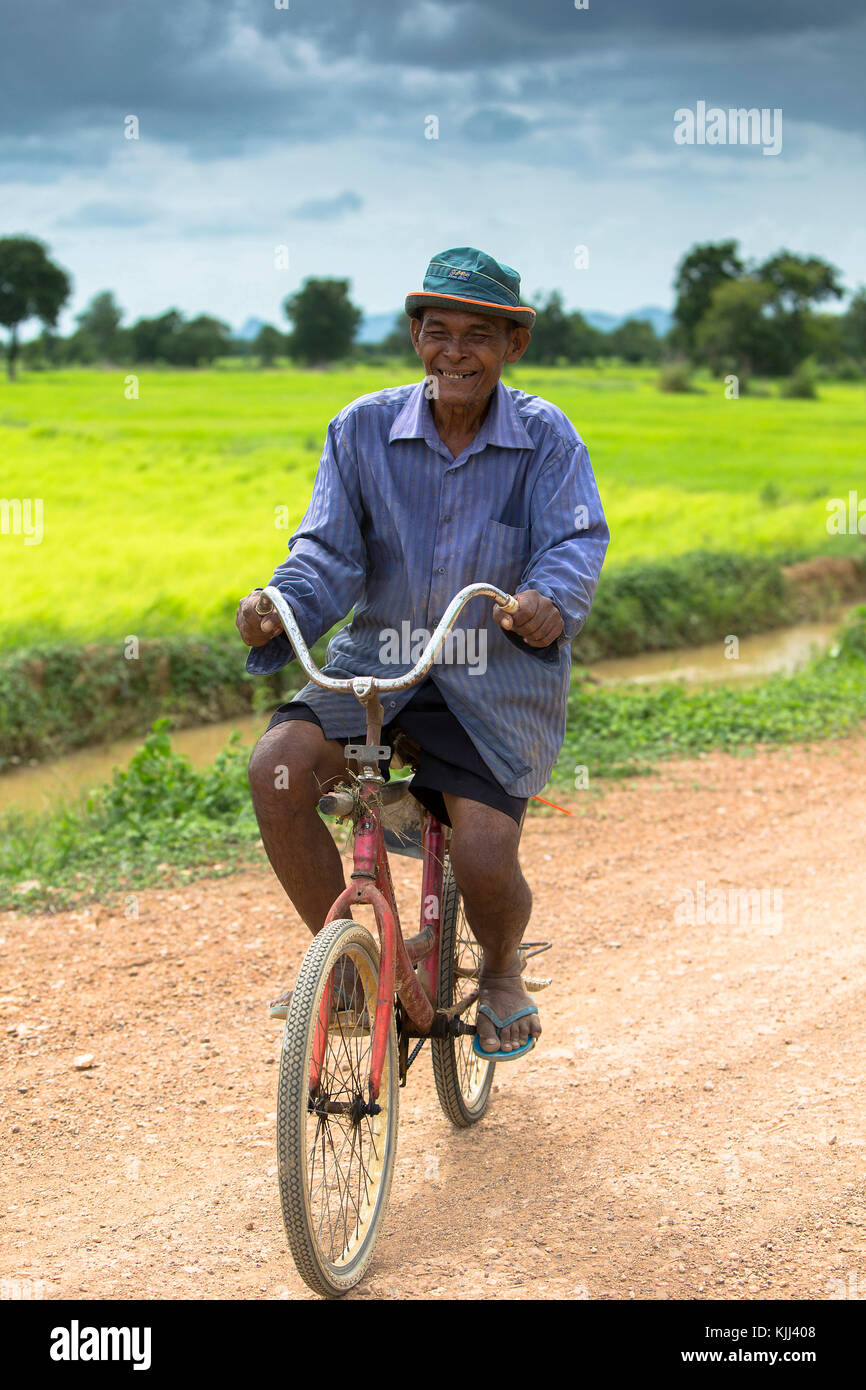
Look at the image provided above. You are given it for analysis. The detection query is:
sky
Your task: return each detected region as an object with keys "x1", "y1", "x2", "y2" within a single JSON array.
[{"x1": 1, "y1": 0, "x2": 864, "y2": 334}]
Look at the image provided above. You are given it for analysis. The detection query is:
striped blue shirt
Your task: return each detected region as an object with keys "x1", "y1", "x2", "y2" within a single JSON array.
[{"x1": 246, "y1": 378, "x2": 609, "y2": 796}]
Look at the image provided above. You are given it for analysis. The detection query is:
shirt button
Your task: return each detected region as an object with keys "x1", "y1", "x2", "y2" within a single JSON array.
[
  {"x1": 437, "y1": 566, "x2": 445, "y2": 574},
  {"x1": 389, "y1": 700, "x2": 396, "y2": 707},
  {"x1": 442, "y1": 514, "x2": 451, "y2": 522}
]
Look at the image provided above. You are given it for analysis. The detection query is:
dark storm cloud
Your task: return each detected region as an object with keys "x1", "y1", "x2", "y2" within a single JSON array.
[
  {"x1": 0, "y1": 0, "x2": 863, "y2": 164},
  {"x1": 301, "y1": 0, "x2": 864, "y2": 68},
  {"x1": 292, "y1": 190, "x2": 363, "y2": 220}
]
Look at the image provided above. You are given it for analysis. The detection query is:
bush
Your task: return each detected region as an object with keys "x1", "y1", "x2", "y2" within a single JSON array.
[
  {"x1": 573, "y1": 550, "x2": 795, "y2": 662},
  {"x1": 826, "y1": 359, "x2": 864, "y2": 382},
  {"x1": 0, "y1": 635, "x2": 306, "y2": 768},
  {"x1": 759, "y1": 481, "x2": 781, "y2": 506},
  {"x1": 657, "y1": 359, "x2": 694, "y2": 393},
  {"x1": 780, "y1": 360, "x2": 819, "y2": 399},
  {"x1": 835, "y1": 604, "x2": 866, "y2": 661},
  {"x1": 0, "y1": 720, "x2": 261, "y2": 911}
]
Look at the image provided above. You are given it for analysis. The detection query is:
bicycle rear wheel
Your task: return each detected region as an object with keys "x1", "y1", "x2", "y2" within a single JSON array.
[
  {"x1": 430, "y1": 859, "x2": 495, "y2": 1126},
  {"x1": 276, "y1": 918, "x2": 399, "y2": 1297}
]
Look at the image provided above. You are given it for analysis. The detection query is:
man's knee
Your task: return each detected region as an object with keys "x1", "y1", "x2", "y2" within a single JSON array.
[
  {"x1": 248, "y1": 723, "x2": 323, "y2": 814},
  {"x1": 448, "y1": 808, "x2": 523, "y2": 899}
]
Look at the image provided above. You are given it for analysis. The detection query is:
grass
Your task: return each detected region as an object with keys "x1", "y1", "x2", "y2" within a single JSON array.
[
  {"x1": 1, "y1": 363, "x2": 863, "y2": 648},
  {"x1": 3, "y1": 607, "x2": 864, "y2": 914}
]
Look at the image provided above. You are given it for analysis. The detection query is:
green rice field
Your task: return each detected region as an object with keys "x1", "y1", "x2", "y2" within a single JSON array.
[{"x1": 1, "y1": 363, "x2": 862, "y2": 647}]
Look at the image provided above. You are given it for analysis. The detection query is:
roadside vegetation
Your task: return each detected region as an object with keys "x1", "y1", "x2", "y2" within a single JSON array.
[
  {"x1": 2, "y1": 547, "x2": 862, "y2": 769},
  {"x1": 3, "y1": 607, "x2": 864, "y2": 914}
]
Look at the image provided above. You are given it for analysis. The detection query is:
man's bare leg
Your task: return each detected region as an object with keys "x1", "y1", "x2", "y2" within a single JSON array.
[
  {"x1": 444, "y1": 794, "x2": 541, "y2": 1054},
  {"x1": 249, "y1": 720, "x2": 355, "y2": 934},
  {"x1": 249, "y1": 719, "x2": 369, "y2": 1009}
]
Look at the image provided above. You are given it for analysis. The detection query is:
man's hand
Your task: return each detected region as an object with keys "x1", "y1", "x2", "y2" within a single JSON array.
[
  {"x1": 235, "y1": 591, "x2": 284, "y2": 647},
  {"x1": 493, "y1": 589, "x2": 564, "y2": 648}
]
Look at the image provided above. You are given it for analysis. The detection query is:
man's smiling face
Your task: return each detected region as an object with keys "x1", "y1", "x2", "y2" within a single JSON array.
[{"x1": 410, "y1": 308, "x2": 530, "y2": 407}]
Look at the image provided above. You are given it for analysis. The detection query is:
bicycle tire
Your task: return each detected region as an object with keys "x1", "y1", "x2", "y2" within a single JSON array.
[
  {"x1": 430, "y1": 859, "x2": 495, "y2": 1126},
  {"x1": 276, "y1": 918, "x2": 399, "y2": 1297}
]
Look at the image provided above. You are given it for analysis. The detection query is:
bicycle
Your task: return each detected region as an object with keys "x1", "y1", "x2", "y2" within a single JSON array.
[{"x1": 254, "y1": 581, "x2": 552, "y2": 1298}]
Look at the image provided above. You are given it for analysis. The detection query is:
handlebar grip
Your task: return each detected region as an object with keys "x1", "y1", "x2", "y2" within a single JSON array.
[
  {"x1": 254, "y1": 591, "x2": 274, "y2": 616},
  {"x1": 496, "y1": 594, "x2": 519, "y2": 615}
]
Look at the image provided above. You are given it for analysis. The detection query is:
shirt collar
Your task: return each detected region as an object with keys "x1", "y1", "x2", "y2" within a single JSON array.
[{"x1": 389, "y1": 379, "x2": 535, "y2": 453}]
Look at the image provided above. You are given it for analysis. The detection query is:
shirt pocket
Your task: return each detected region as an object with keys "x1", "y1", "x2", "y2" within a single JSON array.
[{"x1": 477, "y1": 518, "x2": 530, "y2": 595}]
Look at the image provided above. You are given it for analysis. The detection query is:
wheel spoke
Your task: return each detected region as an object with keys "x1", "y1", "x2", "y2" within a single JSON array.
[{"x1": 294, "y1": 941, "x2": 392, "y2": 1271}]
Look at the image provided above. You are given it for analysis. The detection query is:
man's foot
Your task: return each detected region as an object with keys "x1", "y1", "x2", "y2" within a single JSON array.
[
  {"x1": 474, "y1": 958, "x2": 542, "y2": 1055},
  {"x1": 269, "y1": 957, "x2": 366, "y2": 1022},
  {"x1": 269, "y1": 986, "x2": 294, "y2": 1020}
]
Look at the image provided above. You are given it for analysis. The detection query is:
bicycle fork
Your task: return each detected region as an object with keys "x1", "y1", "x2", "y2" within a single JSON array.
[{"x1": 314, "y1": 786, "x2": 442, "y2": 1104}]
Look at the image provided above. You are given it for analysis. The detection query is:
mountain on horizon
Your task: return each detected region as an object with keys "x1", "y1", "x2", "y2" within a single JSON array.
[
  {"x1": 357, "y1": 311, "x2": 402, "y2": 344},
  {"x1": 236, "y1": 316, "x2": 267, "y2": 341}
]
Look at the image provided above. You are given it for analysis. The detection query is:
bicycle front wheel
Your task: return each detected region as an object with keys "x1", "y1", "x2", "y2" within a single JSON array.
[
  {"x1": 430, "y1": 859, "x2": 495, "y2": 1126},
  {"x1": 276, "y1": 918, "x2": 399, "y2": 1297}
]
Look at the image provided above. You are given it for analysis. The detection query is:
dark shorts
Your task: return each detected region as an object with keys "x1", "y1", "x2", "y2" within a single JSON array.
[{"x1": 266, "y1": 677, "x2": 527, "y2": 828}]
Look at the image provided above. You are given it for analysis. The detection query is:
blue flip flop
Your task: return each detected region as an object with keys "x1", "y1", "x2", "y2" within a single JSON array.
[{"x1": 472, "y1": 1003, "x2": 538, "y2": 1062}]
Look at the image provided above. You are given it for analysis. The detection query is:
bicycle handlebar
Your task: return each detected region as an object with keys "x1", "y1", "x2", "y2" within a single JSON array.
[{"x1": 254, "y1": 582, "x2": 518, "y2": 696}]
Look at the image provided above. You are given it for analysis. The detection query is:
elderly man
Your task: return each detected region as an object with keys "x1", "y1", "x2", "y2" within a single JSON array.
[{"x1": 237, "y1": 247, "x2": 608, "y2": 1058}]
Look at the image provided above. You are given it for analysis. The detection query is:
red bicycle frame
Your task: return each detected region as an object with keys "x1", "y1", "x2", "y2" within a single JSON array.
[
  {"x1": 254, "y1": 579, "x2": 520, "y2": 1106},
  {"x1": 315, "y1": 782, "x2": 448, "y2": 1102}
]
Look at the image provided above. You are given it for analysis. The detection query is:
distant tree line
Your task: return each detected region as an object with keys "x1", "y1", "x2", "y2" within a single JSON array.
[
  {"x1": 377, "y1": 292, "x2": 666, "y2": 369},
  {"x1": 669, "y1": 239, "x2": 863, "y2": 383},
  {"x1": 2, "y1": 233, "x2": 865, "y2": 380}
]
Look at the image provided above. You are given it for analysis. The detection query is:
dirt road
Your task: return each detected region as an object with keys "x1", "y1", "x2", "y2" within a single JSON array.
[{"x1": 3, "y1": 734, "x2": 866, "y2": 1301}]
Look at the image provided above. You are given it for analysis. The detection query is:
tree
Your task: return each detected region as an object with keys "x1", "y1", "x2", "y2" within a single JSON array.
[
  {"x1": 520, "y1": 293, "x2": 605, "y2": 364},
  {"x1": 283, "y1": 278, "x2": 362, "y2": 364},
  {"x1": 672, "y1": 240, "x2": 745, "y2": 353},
  {"x1": 803, "y1": 312, "x2": 845, "y2": 367},
  {"x1": 380, "y1": 318, "x2": 418, "y2": 362},
  {"x1": 609, "y1": 317, "x2": 660, "y2": 363},
  {"x1": 126, "y1": 310, "x2": 232, "y2": 366},
  {"x1": 170, "y1": 314, "x2": 232, "y2": 366},
  {"x1": 523, "y1": 291, "x2": 574, "y2": 364},
  {"x1": 842, "y1": 287, "x2": 866, "y2": 363},
  {"x1": 757, "y1": 251, "x2": 844, "y2": 316},
  {"x1": 76, "y1": 290, "x2": 124, "y2": 360},
  {"x1": 757, "y1": 251, "x2": 844, "y2": 368},
  {"x1": 129, "y1": 310, "x2": 184, "y2": 363},
  {"x1": 253, "y1": 323, "x2": 285, "y2": 366},
  {"x1": 62, "y1": 327, "x2": 99, "y2": 365},
  {"x1": 0, "y1": 235, "x2": 71, "y2": 379},
  {"x1": 694, "y1": 277, "x2": 782, "y2": 379},
  {"x1": 570, "y1": 312, "x2": 606, "y2": 362}
]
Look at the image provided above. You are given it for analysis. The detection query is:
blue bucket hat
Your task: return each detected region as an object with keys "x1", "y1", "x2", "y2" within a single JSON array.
[{"x1": 405, "y1": 246, "x2": 536, "y2": 327}]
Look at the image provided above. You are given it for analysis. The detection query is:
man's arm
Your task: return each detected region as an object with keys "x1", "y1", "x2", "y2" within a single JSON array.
[
  {"x1": 494, "y1": 437, "x2": 609, "y2": 661},
  {"x1": 244, "y1": 413, "x2": 367, "y2": 674}
]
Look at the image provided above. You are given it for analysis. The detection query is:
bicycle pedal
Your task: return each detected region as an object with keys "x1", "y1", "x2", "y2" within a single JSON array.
[{"x1": 518, "y1": 940, "x2": 553, "y2": 961}]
